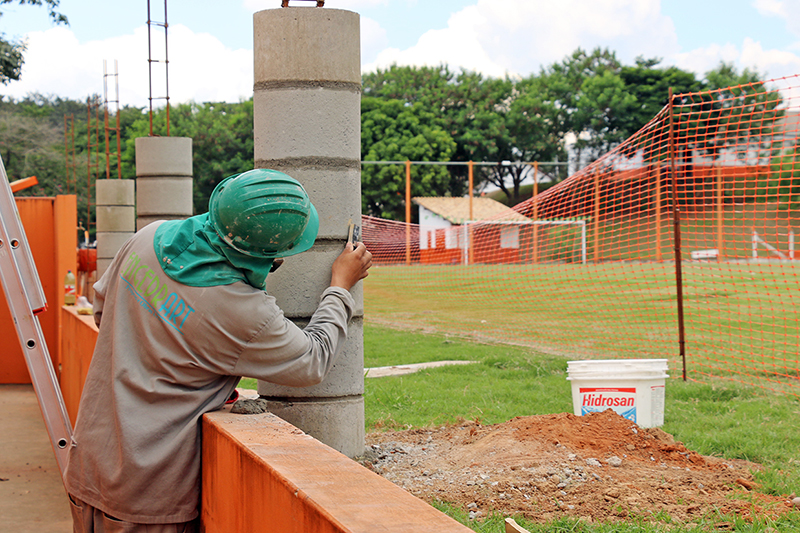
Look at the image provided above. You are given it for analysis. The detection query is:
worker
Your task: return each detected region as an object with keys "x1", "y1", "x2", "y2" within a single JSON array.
[{"x1": 64, "y1": 169, "x2": 372, "y2": 532}]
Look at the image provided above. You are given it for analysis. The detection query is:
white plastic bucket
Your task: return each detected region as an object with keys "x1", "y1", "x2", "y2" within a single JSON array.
[{"x1": 566, "y1": 359, "x2": 669, "y2": 428}]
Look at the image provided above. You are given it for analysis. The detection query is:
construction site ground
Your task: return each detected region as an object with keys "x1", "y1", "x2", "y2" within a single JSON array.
[
  {"x1": 361, "y1": 410, "x2": 798, "y2": 527},
  {"x1": 0, "y1": 385, "x2": 71, "y2": 533},
  {"x1": 4, "y1": 383, "x2": 798, "y2": 531}
]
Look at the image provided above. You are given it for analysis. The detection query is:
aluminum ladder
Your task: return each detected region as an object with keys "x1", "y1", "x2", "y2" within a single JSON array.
[{"x1": 0, "y1": 155, "x2": 72, "y2": 482}]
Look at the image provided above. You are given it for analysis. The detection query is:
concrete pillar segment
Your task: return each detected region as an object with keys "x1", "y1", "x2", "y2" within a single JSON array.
[
  {"x1": 95, "y1": 179, "x2": 135, "y2": 278},
  {"x1": 253, "y1": 7, "x2": 364, "y2": 457},
  {"x1": 134, "y1": 136, "x2": 193, "y2": 231}
]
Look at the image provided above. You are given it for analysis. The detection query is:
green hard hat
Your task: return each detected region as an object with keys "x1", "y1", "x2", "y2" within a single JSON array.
[{"x1": 208, "y1": 169, "x2": 319, "y2": 258}]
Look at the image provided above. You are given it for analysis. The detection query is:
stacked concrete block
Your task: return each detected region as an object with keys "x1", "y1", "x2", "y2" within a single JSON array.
[
  {"x1": 95, "y1": 179, "x2": 135, "y2": 278},
  {"x1": 253, "y1": 7, "x2": 364, "y2": 457},
  {"x1": 134, "y1": 136, "x2": 193, "y2": 231}
]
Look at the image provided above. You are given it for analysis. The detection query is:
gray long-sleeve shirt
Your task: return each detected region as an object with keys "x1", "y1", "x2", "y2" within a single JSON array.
[{"x1": 65, "y1": 222, "x2": 354, "y2": 524}]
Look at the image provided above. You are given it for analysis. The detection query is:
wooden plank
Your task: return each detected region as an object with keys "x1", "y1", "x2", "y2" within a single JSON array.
[{"x1": 505, "y1": 518, "x2": 531, "y2": 533}]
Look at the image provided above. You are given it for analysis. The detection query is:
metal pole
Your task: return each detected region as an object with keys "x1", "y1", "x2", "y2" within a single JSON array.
[
  {"x1": 532, "y1": 162, "x2": 539, "y2": 264},
  {"x1": 163, "y1": 0, "x2": 170, "y2": 137},
  {"x1": 468, "y1": 160, "x2": 474, "y2": 221},
  {"x1": 405, "y1": 160, "x2": 411, "y2": 266},
  {"x1": 70, "y1": 117, "x2": 75, "y2": 191},
  {"x1": 593, "y1": 172, "x2": 600, "y2": 263},
  {"x1": 87, "y1": 99, "x2": 92, "y2": 228},
  {"x1": 580, "y1": 221, "x2": 587, "y2": 264},
  {"x1": 669, "y1": 87, "x2": 688, "y2": 381},
  {"x1": 103, "y1": 60, "x2": 111, "y2": 180},
  {"x1": 752, "y1": 230, "x2": 758, "y2": 259},
  {"x1": 468, "y1": 160, "x2": 473, "y2": 265},
  {"x1": 147, "y1": 0, "x2": 154, "y2": 137},
  {"x1": 63, "y1": 116, "x2": 70, "y2": 193},
  {"x1": 655, "y1": 165, "x2": 662, "y2": 262},
  {"x1": 716, "y1": 164, "x2": 723, "y2": 261},
  {"x1": 114, "y1": 60, "x2": 122, "y2": 179}
]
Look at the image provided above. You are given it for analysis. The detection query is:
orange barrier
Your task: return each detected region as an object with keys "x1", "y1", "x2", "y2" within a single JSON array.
[
  {"x1": 0, "y1": 196, "x2": 77, "y2": 384},
  {"x1": 9, "y1": 175, "x2": 38, "y2": 193},
  {"x1": 362, "y1": 75, "x2": 800, "y2": 397},
  {"x1": 59, "y1": 306, "x2": 98, "y2": 424},
  {"x1": 202, "y1": 410, "x2": 472, "y2": 533},
  {"x1": 58, "y1": 307, "x2": 472, "y2": 532}
]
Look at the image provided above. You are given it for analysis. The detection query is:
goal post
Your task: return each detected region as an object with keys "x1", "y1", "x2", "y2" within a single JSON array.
[
  {"x1": 529, "y1": 219, "x2": 587, "y2": 265},
  {"x1": 464, "y1": 219, "x2": 587, "y2": 265}
]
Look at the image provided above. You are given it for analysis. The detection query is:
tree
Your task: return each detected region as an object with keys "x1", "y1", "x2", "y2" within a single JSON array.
[
  {"x1": 701, "y1": 62, "x2": 782, "y2": 164},
  {"x1": 475, "y1": 74, "x2": 567, "y2": 206},
  {"x1": 667, "y1": 63, "x2": 783, "y2": 203},
  {"x1": 362, "y1": 65, "x2": 558, "y2": 205},
  {"x1": 362, "y1": 65, "x2": 480, "y2": 203},
  {"x1": 120, "y1": 100, "x2": 254, "y2": 212},
  {"x1": 613, "y1": 57, "x2": 705, "y2": 167},
  {"x1": 536, "y1": 47, "x2": 622, "y2": 169},
  {"x1": 572, "y1": 70, "x2": 638, "y2": 164},
  {"x1": 620, "y1": 56, "x2": 703, "y2": 133},
  {"x1": 0, "y1": 0, "x2": 68, "y2": 84},
  {"x1": 0, "y1": 108, "x2": 62, "y2": 192},
  {"x1": 0, "y1": 94, "x2": 117, "y2": 232},
  {"x1": 361, "y1": 97, "x2": 456, "y2": 221}
]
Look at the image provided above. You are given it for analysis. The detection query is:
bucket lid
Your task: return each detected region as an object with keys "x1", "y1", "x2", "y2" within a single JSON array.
[{"x1": 566, "y1": 359, "x2": 669, "y2": 380}]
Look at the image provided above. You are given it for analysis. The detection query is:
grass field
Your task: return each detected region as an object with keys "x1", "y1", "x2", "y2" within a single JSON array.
[
  {"x1": 239, "y1": 252, "x2": 800, "y2": 530},
  {"x1": 359, "y1": 324, "x2": 800, "y2": 532},
  {"x1": 239, "y1": 323, "x2": 800, "y2": 530},
  {"x1": 355, "y1": 229, "x2": 800, "y2": 530},
  {"x1": 363, "y1": 258, "x2": 800, "y2": 396}
]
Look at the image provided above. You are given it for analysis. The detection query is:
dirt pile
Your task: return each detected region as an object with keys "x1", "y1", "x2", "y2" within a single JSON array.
[{"x1": 362, "y1": 410, "x2": 794, "y2": 525}]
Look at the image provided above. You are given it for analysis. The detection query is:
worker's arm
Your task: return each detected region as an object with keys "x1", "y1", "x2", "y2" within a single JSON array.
[{"x1": 232, "y1": 242, "x2": 372, "y2": 387}]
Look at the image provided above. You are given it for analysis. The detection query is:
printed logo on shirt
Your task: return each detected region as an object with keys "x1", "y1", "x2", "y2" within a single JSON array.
[{"x1": 120, "y1": 251, "x2": 195, "y2": 335}]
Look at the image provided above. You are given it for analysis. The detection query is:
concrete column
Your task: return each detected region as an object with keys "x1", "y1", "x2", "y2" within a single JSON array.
[
  {"x1": 253, "y1": 7, "x2": 363, "y2": 457},
  {"x1": 134, "y1": 136, "x2": 193, "y2": 231},
  {"x1": 95, "y1": 179, "x2": 135, "y2": 278}
]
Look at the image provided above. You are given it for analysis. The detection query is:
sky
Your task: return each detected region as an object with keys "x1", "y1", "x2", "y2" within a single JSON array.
[{"x1": 2, "y1": 0, "x2": 800, "y2": 108}]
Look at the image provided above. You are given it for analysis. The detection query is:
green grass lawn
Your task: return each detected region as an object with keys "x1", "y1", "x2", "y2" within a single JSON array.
[
  {"x1": 358, "y1": 243, "x2": 800, "y2": 531},
  {"x1": 364, "y1": 259, "x2": 800, "y2": 396},
  {"x1": 242, "y1": 206, "x2": 800, "y2": 530},
  {"x1": 239, "y1": 320, "x2": 800, "y2": 532},
  {"x1": 361, "y1": 323, "x2": 800, "y2": 533}
]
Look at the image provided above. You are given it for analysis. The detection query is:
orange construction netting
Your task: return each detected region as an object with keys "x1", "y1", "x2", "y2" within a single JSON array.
[{"x1": 361, "y1": 75, "x2": 800, "y2": 396}]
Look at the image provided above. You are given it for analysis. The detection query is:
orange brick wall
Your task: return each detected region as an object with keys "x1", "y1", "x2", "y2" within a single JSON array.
[
  {"x1": 202, "y1": 410, "x2": 473, "y2": 533},
  {"x1": 59, "y1": 307, "x2": 98, "y2": 424},
  {"x1": 0, "y1": 196, "x2": 77, "y2": 384}
]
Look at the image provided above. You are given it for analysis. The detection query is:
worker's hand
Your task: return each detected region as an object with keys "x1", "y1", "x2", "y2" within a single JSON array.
[{"x1": 330, "y1": 241, "x2": 372, "y2": 291}]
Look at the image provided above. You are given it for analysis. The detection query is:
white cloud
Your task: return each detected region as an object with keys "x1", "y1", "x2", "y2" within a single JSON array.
[
  {"x1": 752, "y1": 0, "x2": 786, "y2": 17},
  {"x1": 363, "y1": 5, "x2": 510, "y2": 77},
  {"x1": 360, "y1": 16, "x2": 389, "y2": 65},
  {"x1": 4, "y1": 25, "x2": 253, "y2": 107},
  {"x1": 753, "y1": 0, "x2": 800, "y2": 37},
  {"x1": 671, "y1": 43, "x2": 742, "y2": 78},
  {"x1": 671, "y1": 37, "x2": 800, "y2": 83},
  {"x1": 363, "y1": 0, "x2": 678, "y2": 77},
  {"x1": 167, "y1": 25, "x2": 253, "y2": 105},
  {"x1": 740, "y1": 37, "x2": 800, "y2": 78}
]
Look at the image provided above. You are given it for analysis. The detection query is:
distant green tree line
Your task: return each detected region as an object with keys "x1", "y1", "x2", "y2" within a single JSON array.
[{"x1": 0, "y1": 46, "x2": 785, "y2": 225}]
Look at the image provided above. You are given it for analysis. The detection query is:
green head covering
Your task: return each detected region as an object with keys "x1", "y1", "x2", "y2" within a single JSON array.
[
  {"x1": 153, "y1": 213, "x2": 275, "y2": 290},
  {"x1": 152, "y1": 170, "x2": 319, "y2": 290}
]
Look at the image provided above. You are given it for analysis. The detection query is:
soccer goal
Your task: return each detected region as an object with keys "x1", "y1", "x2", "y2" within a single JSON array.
[
  {"x1": 463, "y1": 219, "x2": 587, "y2": 265},
  {"x1": 528, "y1": 219, "x2": 588, "y2": 265}
]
